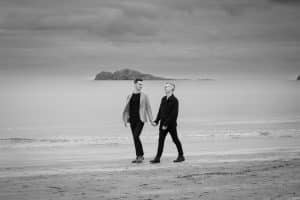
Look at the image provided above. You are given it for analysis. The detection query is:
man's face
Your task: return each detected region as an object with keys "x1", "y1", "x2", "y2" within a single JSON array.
[
  {"x1": 135, "y1": 81, "x2": 143, "y2": 91},
  {"x1": 164, "y1": 83, "x2": 174, "y2": 94}
]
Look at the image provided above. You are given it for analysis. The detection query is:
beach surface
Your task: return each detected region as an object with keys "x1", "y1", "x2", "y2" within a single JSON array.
[
  {"x1": 0, "y1": 79, "x2": 299, "y2": 199},
  {"x1": 1, "y1": 154, "x2": 300, "y2": 200}
]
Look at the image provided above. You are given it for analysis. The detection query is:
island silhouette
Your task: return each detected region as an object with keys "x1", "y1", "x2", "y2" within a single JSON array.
[
  {"x1": 94, "y1": 68, "x2": 214, "y2": 81},
  {"x1": 94, "y1": 69, "x2": 173, "y2": 80}
]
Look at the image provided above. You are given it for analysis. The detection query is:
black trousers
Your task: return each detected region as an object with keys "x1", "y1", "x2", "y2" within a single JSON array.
[
  {"x1": 130, "y1": 119, "x2": 144, "y2": 157},
  {"x1": 155, "y1": 124, "x2": 184, "y2": 159}
]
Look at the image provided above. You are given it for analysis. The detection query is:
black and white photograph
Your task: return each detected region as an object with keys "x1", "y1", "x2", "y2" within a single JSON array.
[{"x1": 0, "y1": 0, "x2": 300, "y2": 199}]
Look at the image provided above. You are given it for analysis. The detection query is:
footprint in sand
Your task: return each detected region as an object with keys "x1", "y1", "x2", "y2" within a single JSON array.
[
  {"x1": 139, "y1": 183, "x2": 149, "y2": 187},
  {"x1": 48, "y1": 186, "x2": 65, "y2": 194}
]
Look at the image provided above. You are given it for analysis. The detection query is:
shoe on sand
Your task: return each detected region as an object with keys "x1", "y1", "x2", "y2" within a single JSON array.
[
  {"x1": 135, "y1": 156, "x2": 144, "y2": 163},
  {"x1": 131, "y1": 157, "x2": 138, "y2": 163},
  {"x1": 173, "y1": 155, "x2": 185, "y2": 163},
  {"x1": 150, "y1": 158, "x2": 160, "y2": 164}
]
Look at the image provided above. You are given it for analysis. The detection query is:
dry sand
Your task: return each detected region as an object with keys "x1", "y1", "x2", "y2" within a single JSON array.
[{"x1": 0, "y1": 156, "x2": 300, "y2": 200}]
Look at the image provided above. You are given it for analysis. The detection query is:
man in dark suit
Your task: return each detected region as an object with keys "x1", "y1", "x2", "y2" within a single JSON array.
[{"x1": 150, "y1": 82, "x2": 185, "y2": 163}]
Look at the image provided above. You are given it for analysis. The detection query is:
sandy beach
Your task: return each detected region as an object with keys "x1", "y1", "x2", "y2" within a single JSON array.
[{"x1": 1, "y1": 154, "x2": 300, "y2": 200}]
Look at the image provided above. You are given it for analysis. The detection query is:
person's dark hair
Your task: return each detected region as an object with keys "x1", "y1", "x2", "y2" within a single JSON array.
[{"x1": 134, "y1": 78, "x2": 143, "y2": 83}]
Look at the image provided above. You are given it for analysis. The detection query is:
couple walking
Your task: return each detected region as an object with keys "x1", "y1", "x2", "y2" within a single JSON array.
[{"x1": 122, "y1": 78, "x2": 185, "y2": 164}]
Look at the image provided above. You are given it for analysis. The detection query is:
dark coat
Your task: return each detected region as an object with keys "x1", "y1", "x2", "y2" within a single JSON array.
[{"x1": 154, "y1": 94, "x2": 179, "y2": 127}]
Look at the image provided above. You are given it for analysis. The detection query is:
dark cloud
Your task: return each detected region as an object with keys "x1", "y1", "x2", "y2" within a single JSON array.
[
  {"x1": 270, "y1": 0, "x2": 300, "y2": 5},
  {"x1": 157, "y1": 0, "x2": 271, "y2": 16},
  {"x1": 220, "y1": 1, "x2": 271, "y2": 16},
  {"x1": 0, "y1": 0, "x2": 159, "y2": 42},
  {"x1": 0, "y1": 0, "x2": 299, "y2": 78}
]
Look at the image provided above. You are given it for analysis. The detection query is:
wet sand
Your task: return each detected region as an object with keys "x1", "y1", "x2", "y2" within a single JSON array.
[{"x1": 0, "y1": 156, "x2": 300, "y2": 200}]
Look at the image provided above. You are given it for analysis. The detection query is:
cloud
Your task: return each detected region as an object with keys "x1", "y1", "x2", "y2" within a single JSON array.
[
  {"x1": 0, "y1": 0, "x2": 300, "y2": 78},
  {"x1": 270, "y1": 0, "x2": 300, "y2": 5},
  {"x1": 0, "y1": 0, "x2": 299, "y2": 46},
  {"x1": 1, "y1": 0, "x2": 299, "y2": 43},
  {"x1": 156, "y1": 0, "x2": 271, "y2": 16},
  {"x1": 0, "y1": 0, "x2": 160, "y2": 42}
]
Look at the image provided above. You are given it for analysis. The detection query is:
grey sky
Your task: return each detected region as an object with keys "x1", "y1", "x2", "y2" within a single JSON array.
[{"x1": 0, "y1": 0, "x2": 300, "y2": 79}]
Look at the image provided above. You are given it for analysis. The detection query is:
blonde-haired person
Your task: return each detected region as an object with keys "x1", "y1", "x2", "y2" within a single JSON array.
[{"x1": 150, "y1": 82, "x2": 185, "y2": 163}]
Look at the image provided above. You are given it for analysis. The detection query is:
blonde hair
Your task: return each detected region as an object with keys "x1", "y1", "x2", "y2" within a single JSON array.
[{"x1": 165, "y1": 82, "x2": 176, "y2": 91}]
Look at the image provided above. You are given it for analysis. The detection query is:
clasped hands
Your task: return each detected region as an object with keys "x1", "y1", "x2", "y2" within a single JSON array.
[
  {"x1": 125, "y1": 121, "x2": 167, "y2": 130},
  {"x1": 150, "y1": 121, "x2": 157, "y2": 127},
  {"x1": 151, "y1": 121, "x2": 167, "y2": 130}
]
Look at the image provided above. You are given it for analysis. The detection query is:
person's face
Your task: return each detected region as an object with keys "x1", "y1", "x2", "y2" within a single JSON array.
[
  {"x1": 135, "y1": 81, "x2": 143, "y2": 91},
  {"x1": 164, "y1": 83, "x2": 174, "y2": 94}
]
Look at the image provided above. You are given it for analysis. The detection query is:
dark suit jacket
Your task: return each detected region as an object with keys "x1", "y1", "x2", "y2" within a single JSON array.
[{"x1": 154, "y1": 94, "x2": 179, "y2": 127}]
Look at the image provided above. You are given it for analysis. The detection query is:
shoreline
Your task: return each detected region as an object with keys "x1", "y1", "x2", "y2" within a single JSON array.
[
  {"x1": 1, "y1": 136, "x2": 300, "y2": 179},
  {"x1": 1, "y1": 156, "x2": 299, "y2": 200},
  {"x1": 1, "y1": 147, "x2": 299, "y2": 177}
]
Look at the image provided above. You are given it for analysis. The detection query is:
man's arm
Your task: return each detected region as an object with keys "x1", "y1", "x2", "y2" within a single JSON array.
[
  {"x1": 163, "y1": 98, "x2": 178, "y2": 127},
  {"x1": 154, "y1": 97, "x2": 163, "y2": 124},
  {"x1": 145, "y1": 94, "x2": 153, "y2": 122},
  {"x1": 122, "y1": 95, "x2": 130, "y2": 126}
]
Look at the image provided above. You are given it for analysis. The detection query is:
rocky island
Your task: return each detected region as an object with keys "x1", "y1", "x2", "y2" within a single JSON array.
[
  {"x1": 297, "y1": 75, "x2": 300, "y2": 80},
  {"x1": 94, "y1": 69, "x2": 171, "y2": 80}
]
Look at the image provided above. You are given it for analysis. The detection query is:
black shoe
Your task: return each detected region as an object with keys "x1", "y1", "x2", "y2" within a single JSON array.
[
  {"x1": 150, "y1": 158, "x2": 160, "y2": 164},
  {"x1": 136, "y1": 156, "x2": 144, "y2": 163},
  {"x1": 173, "y1": 155, "x2": 185, "y2": 163}
]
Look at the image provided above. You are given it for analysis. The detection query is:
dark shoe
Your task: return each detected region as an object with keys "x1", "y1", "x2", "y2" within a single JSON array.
[
  {"x1": 135, "y1": 156, "x2": 144, "y2": 163},
  {"x1": 150, "y1": 158, "x2": 160, "y2": 164},
  {"x1": 131, "y1": 156, "x2": 139, "y2": 163},
  {"x1": 173, "y1": 155, "x2": 185, "y2": 163}
]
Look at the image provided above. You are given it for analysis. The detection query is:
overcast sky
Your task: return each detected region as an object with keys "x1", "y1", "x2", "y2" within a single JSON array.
[{"x1": 0, "y1": 0, "x2": 299, "y2": 79}]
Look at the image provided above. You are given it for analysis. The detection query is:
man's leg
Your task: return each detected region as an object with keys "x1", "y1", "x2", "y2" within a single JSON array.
[
  {"x1": 154, "y1": 128, "x2": 168, "y2": 160},
  {"x1": 130, "y1": 122, "x2": 138, "y2": 157},
  {"x1": 131, "y1": 120, "x2": 144, "y2": 157},
  {"x1": 169, "y1": 126, "x2": 184, "y2": 156}
]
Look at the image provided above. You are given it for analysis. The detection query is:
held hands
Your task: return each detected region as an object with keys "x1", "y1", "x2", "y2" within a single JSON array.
[
  {"x1": 151, "y1": 121, "x2": 158, "y2": 127},
  {"x1": 150, "y1": 121, "x2": 167, "y2": 130}
]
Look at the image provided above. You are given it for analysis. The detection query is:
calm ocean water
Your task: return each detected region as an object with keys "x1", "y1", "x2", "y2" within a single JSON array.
[{"x1": 0, "y1": 77, "x2": 299, "y2": 146}]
